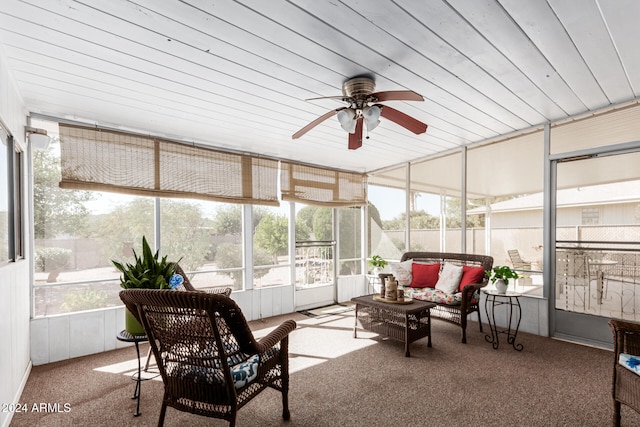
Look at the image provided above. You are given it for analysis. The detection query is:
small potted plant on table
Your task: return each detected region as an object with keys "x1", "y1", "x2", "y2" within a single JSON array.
[
  {"x1": 369, "y1": 255, "x2": 388, "y2": 277},
  {"x1": 487, "y1": 265, "x2": 519, "y2": 294}
]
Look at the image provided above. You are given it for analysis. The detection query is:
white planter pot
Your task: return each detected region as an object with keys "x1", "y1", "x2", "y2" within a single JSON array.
[
  {"x1": 494, "y1": 279, "x2": 508, "y2": 294},
  {"x1": 372, "y1": 267, "x2": 382, "y2": 277}
]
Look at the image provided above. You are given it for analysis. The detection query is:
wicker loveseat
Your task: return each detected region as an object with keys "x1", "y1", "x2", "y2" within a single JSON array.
[{"x1": 380, "y1": 251, "x2": 493, "y2": 343}]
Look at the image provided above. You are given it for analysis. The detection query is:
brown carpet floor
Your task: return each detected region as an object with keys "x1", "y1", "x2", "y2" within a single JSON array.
[{"x1": 10, "y1": 305, "x2": 640, "y2": 426}]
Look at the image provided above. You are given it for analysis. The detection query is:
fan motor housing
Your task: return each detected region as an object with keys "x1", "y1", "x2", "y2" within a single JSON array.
[{"x1": 342, "y1": 77, "x2": 376, "y2": 98}]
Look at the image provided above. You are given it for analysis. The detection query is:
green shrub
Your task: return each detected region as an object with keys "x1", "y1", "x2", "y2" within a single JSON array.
[
  {"x1": 61, "y1": 288, "x2": 108, "y2": 313},
  {"x1": 35, "y1": 247, "x2": 71, "y2": 272}
]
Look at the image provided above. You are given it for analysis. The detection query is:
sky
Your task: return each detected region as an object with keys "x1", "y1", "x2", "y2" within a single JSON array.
[{"x1": 368, "y1": 185, "x2": 441, "y2": 220}]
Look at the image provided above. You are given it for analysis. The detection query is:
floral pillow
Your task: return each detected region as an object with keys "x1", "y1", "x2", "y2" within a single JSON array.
[
  {"x1": 435, "y1": 263, "x2": 463, "y2": 295},
  {"x1": 391, "y1": 259, "x2": 413, "y2": 287}
]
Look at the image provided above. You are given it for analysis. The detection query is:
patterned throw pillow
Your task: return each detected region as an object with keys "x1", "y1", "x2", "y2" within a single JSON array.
[
  {"x1": 391, "y1": 259, "x2": 413, "y2": 287},
  {"x1": 435, "y1": 263, "x2": 464, "y2": 295},
  {"x1": 620, "y1": 353, "x2": 640, "y2": 376}
]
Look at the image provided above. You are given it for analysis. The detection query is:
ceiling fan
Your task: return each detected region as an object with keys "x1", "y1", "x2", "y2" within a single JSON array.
[{"x1": 292, "y1": 76, "x2": 428, "y2": 150}]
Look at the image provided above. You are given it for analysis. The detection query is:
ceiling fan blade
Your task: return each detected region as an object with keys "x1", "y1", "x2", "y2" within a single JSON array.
[
  {"x1": 292, "y1": 108, "x2": 345, "y2": 139},
  {"x1": 348, "y1": 117, "x2": 364, "y2": 150},
  {"x1": 305, "y1": 95, "x2": 351, "y2": 102},
  {"x1": 372, "y1": 90, "x2": 424, "y2": 102},
  {"x1": 378, "y1": 105, "x2": 428, "y2": 134}
]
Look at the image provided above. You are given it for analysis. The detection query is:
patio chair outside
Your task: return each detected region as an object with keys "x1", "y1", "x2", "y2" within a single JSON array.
[
  {"x1": 508, "y1": 249, "x2": 532, "y2": 270},
  {"x1": 556, "y1": 251, "x2": 590, "y2": 310},
  {"x1": 609, "y1": 319, "x2": 640, "y2": 427},
  {"x1": 120, "y1": 289, "x2": 297, "y2": 427}
]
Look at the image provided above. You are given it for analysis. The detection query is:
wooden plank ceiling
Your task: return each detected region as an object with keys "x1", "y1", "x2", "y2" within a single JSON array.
[{"x1": 0, "y1": 0, "x2": 638, "y2": 174}]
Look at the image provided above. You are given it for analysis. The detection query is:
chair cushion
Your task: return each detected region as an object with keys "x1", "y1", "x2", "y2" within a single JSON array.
[
  {"x1": 459, "y1": 266, "x2": 487, "y2": 291},
  {"x1": 172, "y1": 353, "x2": 262, "y2": 389},
  {"x1": 411, "y1": 263, "x2": 440, "y2": 288},
  {"x1": 405, "y1": 287, "x2": 480, "y2": 306},
  {"x1": 231, "y1": 354, "x2": 259, "y2": 388},
  {"x1": 391, "y1": 259, "x2": 413, "y2": 287},
  {"x1": 435, "y1": 263, "x2": 463, "y2": 294},
  {"x1": 619, "y1": 353, "x2": 640, "y2": 376}
]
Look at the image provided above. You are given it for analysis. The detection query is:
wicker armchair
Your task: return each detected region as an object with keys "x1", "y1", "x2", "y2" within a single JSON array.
[
  {"x1": 143, "y1": 264, "x2": 233, "y2": 370},
  {"x1": 609, "y1": 319, "x2": 640, "y2": 426},
  {"x1": 120, "y1": 289, "x2": 297, "y2": 427}
]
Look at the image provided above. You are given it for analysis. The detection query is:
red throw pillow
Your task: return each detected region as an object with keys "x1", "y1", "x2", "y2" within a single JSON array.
[
  {"x1": 459, "y1": 266, "x2": 486, "y2": 291},
  {"x1": 411, "y1": 263, "x2": 440, "y2": 288}
]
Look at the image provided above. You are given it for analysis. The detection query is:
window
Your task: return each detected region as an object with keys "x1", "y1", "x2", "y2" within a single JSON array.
[
  {"x1": 294, "y1": 204, "x2": 334, "y2": 288},
  {"x1": 32, "y1": 119, "x2": 256, "y2": 314},
  {"x1": 160, "y1": 198, "x2": 243, "y2": 291},
  {"x1": 367, "y1": 182, "x2": 406, "y2": 260},
  {"x1": 12, "y1": 146, "x2": 23, "y2": 259},
  {"x1": 407, "y1": 190, "x2": 440, "y2": 252},
  {"x1": 0, "y1": 126, "x2": 22, "y2": 262},
  {"x1": 253, "y1": 204, "x2": 291, "y2": 288},
  {"x1": 31, "y1": 117, "x2": 368, "y2": 315},
  {"x1": 338, "y1": 206, "x2": 362, "y2": 275},
  {"x1": 582, "y1": 208, "x2": 600, "y2": 225},
  {"x1": 0, "y1": 129, "x2": 8, "y2": 261}
]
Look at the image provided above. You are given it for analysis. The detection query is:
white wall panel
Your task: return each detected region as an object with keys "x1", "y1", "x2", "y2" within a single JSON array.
[
  {"x1": 29, "y1": 287, "x2": 297, "y2": 365},
  {"x1": 0, "y1": 262, "x2": 31, "y2": 427},
  {"x1": 0, "y1": 43, "x2": 30, "y2": 427}
]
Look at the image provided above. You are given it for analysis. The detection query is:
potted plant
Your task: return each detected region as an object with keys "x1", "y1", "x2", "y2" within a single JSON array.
[
  {"x1": 112, "y1": 236, "x2": 182, "y2": 334},
  {"x1": 487, "y1": 265, "x2": 520, "y2": 294},
  {"x1": 369, "y1": 255, "x2": 388, "y2": 276}
]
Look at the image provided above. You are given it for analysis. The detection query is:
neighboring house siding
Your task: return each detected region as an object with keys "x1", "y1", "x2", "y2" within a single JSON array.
[{"x1": 490, "y1": 202, "x2": 640, "y2": 228}]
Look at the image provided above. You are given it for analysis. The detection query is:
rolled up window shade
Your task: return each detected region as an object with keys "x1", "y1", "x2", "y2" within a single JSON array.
[
  {"x1": 281, "y1": 161, "x2": 367, "y2": 207},
  {"x1": 59, "y1": 124, "x2": 279, "y2": 206}
]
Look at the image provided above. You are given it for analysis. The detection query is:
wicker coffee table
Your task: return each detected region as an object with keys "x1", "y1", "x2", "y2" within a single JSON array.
[{"x1": 351, "y1": 294, "x2": 435, "y2": 357}]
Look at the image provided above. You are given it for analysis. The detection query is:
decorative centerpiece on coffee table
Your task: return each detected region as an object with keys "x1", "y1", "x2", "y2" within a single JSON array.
[{"x1": 373, "y1": 275, "x2": 413, "y2": 304}]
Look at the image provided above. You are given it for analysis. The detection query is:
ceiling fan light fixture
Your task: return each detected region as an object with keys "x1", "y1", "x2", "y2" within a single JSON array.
[
  {"x1": 337, "y1": 108, "x2": 357, "y2": 133},
  {"x1": 292, "y1": 76, "x2": 427, "y2": 148},
  {"x1": 363, "y1": 105, "x2": 381, "y2": 131}
]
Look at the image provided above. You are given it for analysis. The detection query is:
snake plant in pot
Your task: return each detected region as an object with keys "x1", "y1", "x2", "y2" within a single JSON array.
[{"x1": 112, "y1": 236, "x2": 182, "y2": 335}]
